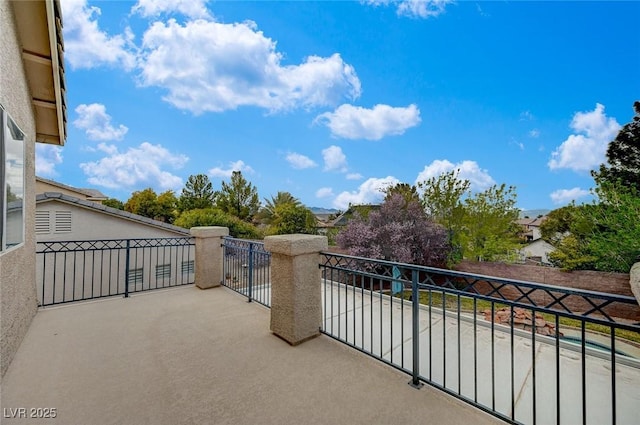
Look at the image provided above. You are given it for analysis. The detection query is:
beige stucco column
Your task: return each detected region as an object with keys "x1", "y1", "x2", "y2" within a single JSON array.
[
  {"x1": 265, "y1": 234, "x2": 328, "y2": 345},
  {"x1": 191, "y1": 226, "x2": 229, "y2": 289},
  {"x1": 630, "y1": 262, "x2": 640, "y2": 306}
]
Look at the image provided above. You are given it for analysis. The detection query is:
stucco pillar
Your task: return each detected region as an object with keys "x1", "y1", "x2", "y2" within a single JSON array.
[
  {"x1": 630, "y1": 262, "x2": 640, "y2": 306},
  {"x1": 264, "y1": 234, "x2": 328, "y2": 345},
  {"x1": 191, "y1": 226, "x2": 229, "y2": 289}
]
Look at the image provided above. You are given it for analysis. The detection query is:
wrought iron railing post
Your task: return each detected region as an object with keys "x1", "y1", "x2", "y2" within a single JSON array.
[
  {"x1": 124, "y1": 239, "x2": 130, "y2": 298},
  {"x1": 222, "y1": 238, "x2": 227, "y2": 289},
  {"x1": 409, "y1": 269, "x2": 423, "y2": 389},
  {"x1": 247, "y1": 242, "x2": 254, "y2": 302}
]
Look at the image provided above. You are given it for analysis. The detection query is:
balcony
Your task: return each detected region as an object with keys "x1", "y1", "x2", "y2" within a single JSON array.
[
  {"x1": 0, "y1": 285, "x2": 499, "y2": 425},
  {"x1": 5, "y1": 232, "x2": 639, "y2": 424}
]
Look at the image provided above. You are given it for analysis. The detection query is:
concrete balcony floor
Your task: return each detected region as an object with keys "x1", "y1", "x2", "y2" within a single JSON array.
[{"x1": 1, "y1": 286, "x2": 499, "y2": 425}]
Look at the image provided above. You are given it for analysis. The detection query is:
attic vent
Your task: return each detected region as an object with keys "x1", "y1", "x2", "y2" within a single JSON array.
[
  {"x1": 54, "y1": 210, "x2": 71, "y2": 233},
  {"x1": 35, "y1": 210, "x2": 51, "y2": 234}
]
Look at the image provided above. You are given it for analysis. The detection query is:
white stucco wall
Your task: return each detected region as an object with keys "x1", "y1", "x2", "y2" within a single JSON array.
[
  {"x1": 0, "y1": 0, "x2": 39, "y2": 380},
  {"x1": 35, "y1": 200, "x2": 194, "y2": 305},
  {"x1": 35, "y1": 200, "x2": 189, "y2": 241},
  {"x1": 521, "y1": 239, "x2": 555, "y2": 264},
  {"x1": 36, "y1": 180, "x2": 92, "y2": 201}
]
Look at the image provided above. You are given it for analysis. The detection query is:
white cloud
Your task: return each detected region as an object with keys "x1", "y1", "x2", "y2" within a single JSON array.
[
  {"x1": 315, "y1": 103, "x2": 421, "y2": 140},
  {"x1": 366, "y1": 0, "x2": 452, "y2": 19},
  {"x1": 35, "y1": 144, "x2": 63, "y2": 177},
  {"x1": 61, "y1": 0, "x2": 136, "y2": 70},
  {"x1": 322, "y1": 145, "x2": 348, "y2": 172},
  {"x1": 396, "y1": 0, "x2": 452, "y2": 19},
  {"x1": 208, "y1": 160, "x2": 255, "y2": 179},
  {"x1": 519, "y1": 110, "x2": 535, "y2": 121},
  {"x1": 333, "y1": 176, "x2": 400, "y2": 209},
  {"x1": 549, "y1": 104, "x2": 621, "y2": 172},
  {"x1": 346, "y1": 173, "x2": 363, "y2": 180},
  {"x1": 529, "y1": 129, "x2": 540, "y2": 138},
  {"x1": 79, "y1": 142, "x2": 187, "y2": 190},
  {"x1": 138, "y1": 19, "x2": 361, "y2": 114},
  {"x1": 415, "y1": 159, "x2": 496, "y2": 191},
  {"x1": 73, "y1": 103, "x2": 129, "y2": 141},
  {"x1": 286, "y1": 152, "x2": 317, "y2": 169},
  {"x1": 316, "y1": 187, "x2": 334, "y2": 198},
  {"x1": 132, "y1": 0, "x2": 211, "y2": 19},
  {"x1": 550, "y1": 187, "x2": 590, "y2": 205}
]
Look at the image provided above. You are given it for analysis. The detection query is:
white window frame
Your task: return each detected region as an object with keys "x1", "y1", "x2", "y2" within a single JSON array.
[{"x1": 1, "y1": 106, "x2": 26, "y2": 252}]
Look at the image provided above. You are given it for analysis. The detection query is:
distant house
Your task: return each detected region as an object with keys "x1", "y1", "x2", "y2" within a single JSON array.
[
  {"x1": 36, "y1": 176, "x2": 107, "y2": 204},
  {"x1": 515, "y1": 216, "x2": 554, "y2": 265},
  {"x1": 35, "y1": 192, "x2": 194, "y2": 306},
  {"x1": 520, "y1": 238, "x2": 555, "y2": 265},
  {"x1": 36, "y1": 192, "x2": 189, "y2": 241},
  {"x1": 331, "y1": 204, "x2": 380, "y2": 227},
  {"x1": 516, "y1": 216, "x2": 546, "y2": 242}
]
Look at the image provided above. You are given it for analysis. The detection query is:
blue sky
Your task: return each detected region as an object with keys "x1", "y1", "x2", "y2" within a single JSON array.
[{"x1": 36, "y1": 0, "x2": 640, "y2": 211}]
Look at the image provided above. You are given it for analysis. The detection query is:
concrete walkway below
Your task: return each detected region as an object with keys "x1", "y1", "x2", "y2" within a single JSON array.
[{"x1": 1, "y1": 286, "x2": 500, "y2": 425}]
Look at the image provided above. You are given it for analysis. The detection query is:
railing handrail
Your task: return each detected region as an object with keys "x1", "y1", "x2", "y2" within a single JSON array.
[
  {"x1": 37, "y1": 237, "x2": 195, "y2": 253},
  {"x1": 320, "y1": 251, "x2": 638, "y2": 307},
  {"x1": 319, "y1": 251, "x2": 640, "y2": 425}
]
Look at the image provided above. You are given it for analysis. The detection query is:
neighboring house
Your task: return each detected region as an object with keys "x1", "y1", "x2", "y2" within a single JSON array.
[
  {"x1": 331, "y1": 204, "x2": 380, "y2": 227},
  {"x1": 516, "y1": 216, "x2": 554, "y2": 265},
  {"x1": 1, "y1": 0, "x2": 66, "y2": 380},
  {"x1": 520, "y1": 238, "x2": 555, "y2": 265},
  {"x1": 35, "y1": 192, "x2": 194, "y2": 305},
  {"x1": 36, "y1": 176, "x2": 107, "y2": 204},
  {"x1": 516, "y1": 216, "x2": 546, "y2": 242},
  {"x1": 36, "y1": 192, "x2": 188, "y2": 241}
]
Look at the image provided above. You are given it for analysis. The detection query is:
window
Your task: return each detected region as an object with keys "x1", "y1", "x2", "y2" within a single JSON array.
[
  {"x1": 155, "y1": 263, "x2": 171, "y2": 279},
  {"x1": 1, "y1": 106, "x2": 25, "y2": 251},
  {"x1": 181, "y1": 260, "x2": 194, "y2": 275},
  {"x1": 127, "y1": 268, "x2": 143, "y2": 285}
]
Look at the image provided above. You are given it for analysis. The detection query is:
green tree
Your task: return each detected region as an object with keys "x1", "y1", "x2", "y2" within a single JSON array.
[
  {"x1": 267, "y1": 203, "x2": 317, "y2": 235},
  {"x1": 592, "y1": 101, "x2": 640, "y2": 191},
  {"x1": 418, "y1": 171, "x2": 469, "y2": 263},
  {"x1": 384, "y1": 183, "x2": 421, "y2": 206},
  {"x1": 178, "y1": 174, "x2": 216, "y2": 212},
  {"x1": 418, "y1": 171, "x2": 521, "y2": 263},
  {"x1": 124, "y1": 188, "x2": 158, "y2": 218},
  {"x1": 578, "y1": 181, "x2": 640, "y2": 272},
  {"x1": 174, "y1": 208, "x2": 261, "y2": 239},
  {"x1": 155, "y1": 190, "x2": 178, "y2": 223},
  {"x1": 257, "y1": 191, "x2": 301, "y2": 225},
  {"x1": 540, "y1": 205, "x2": 580, "y2": 246},
  {"x1": 102, "y1": 198, "x2": 124, "y2": 210},
  {"x1": 460, "y1": 184, "x2": 521, "y2": 262},
  {"x1": 124, "y1": 188, "x2": 177, "y2": 223},
  {"x1": 215, "y1": 171, "x2": 260, "y2": 221}
]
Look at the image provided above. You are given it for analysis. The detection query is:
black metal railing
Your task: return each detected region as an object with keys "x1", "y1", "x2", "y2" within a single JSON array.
[
  {"x1": 36, "y1": 237, "x2": 195, "y2": 306},
  {"x1": 319, "y1": 252, "x2": 640, "y2": 425},
  {"x1": 222, "y1": 237, "x2": 271, "y2": 307}
]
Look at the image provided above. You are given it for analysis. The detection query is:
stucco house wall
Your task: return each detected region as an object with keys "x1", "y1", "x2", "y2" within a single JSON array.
[
  {"x1": 520, "y1": 238, "x2": 554, "y2": 265},
  {"x1": 36, "y1": 177, "x2": 107, "y2": 203},
  {"x1": 35, "y1": 194, "x2": 194, "y2": 306},
  {"x1": 0, "y1": 0, "x2": 39, "y2": 380},
  {"x1": 36, "y1": 196, "x2": 190, "y2": 241}
]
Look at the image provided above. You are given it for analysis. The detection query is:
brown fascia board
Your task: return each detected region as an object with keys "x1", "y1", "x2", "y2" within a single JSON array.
[{"x1": 13, "y1": 0, "x2": 67, "y2": 145}]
